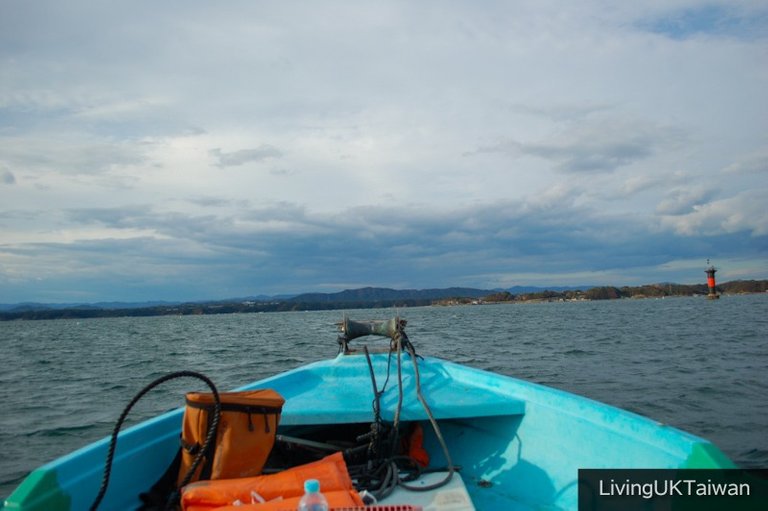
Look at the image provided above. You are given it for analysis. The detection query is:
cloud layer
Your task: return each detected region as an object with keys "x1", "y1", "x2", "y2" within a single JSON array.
[{"x1": 1, "y1": 1, "x2": 766, "y2": 302}]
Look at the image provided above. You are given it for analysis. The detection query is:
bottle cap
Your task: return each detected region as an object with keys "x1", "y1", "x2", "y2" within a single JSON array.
[{"x1": 304, "y1": 479, "x2": 320, "y2": 493}]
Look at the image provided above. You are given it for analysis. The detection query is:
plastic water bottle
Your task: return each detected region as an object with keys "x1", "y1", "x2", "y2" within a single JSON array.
[{"x1": 297, "y1": 479, "x2": 328, "y2": 511}]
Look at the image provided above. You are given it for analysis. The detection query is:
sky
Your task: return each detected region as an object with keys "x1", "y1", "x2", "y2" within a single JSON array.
[{"x1": 1, "y1": 1, "x2": 767, "y2": 303}]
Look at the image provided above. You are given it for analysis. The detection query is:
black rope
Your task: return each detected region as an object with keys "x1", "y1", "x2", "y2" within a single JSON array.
[
  {"x1": 363, "y1": 346, "x2": 384, "y2": 460},
  {"x1": 363, "y1": 346, "x2": 381, "y2": 425},
  {"x1": 350, "y1": 456, "x2": 424, "y2": 500},
  {"x1": 350, "y1": 323, "x2": 455, "y2": 500},
  {"x1": 400, "y1": 340, "x2": 454, "y2": 492},
  {"x1": 90, "y1": 370, "x2": 221, "y2": 511},
  {"x1": 390, "y1": 333, "x2": 404, "y2": 455}
]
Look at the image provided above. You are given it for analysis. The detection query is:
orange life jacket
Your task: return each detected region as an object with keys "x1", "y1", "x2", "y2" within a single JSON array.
[
  {"x1": 178, "y1": 389, "x2": 285, "y2": 486},
  {"x1": 185, "y1": 489, "x2": 363, "y2": 511},
  {"x1": 181, "y1": 452, "x2": 361, "y2": 511}
]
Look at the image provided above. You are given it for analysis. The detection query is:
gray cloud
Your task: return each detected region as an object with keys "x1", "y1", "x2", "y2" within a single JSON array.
[
  {"x1": 2, "y1": 169, "x2": 15, "y2": 185},
  {"x1": 658, "y1": 189, "x2": 768, "y2": 238},
  {"x1": 185, "y1": 196, "x2": 250, "y2": 209},
  {"x1": 723, "y1": 152, "x2": 768, "y2": 175},
  {"x1": 210, "y1": 146, "x2": 283, "y2": 168},
  {"x1": 0, "y1": 137, "x2": 148, "y2": 176},
  {"x1": 3, "y1": 192, "x2": 765, "y2": 302},
  {"x1": 21, "y1": 197, "x2": 750, "y2": 293},
  {"x1": 508, "y1": 103, "x2": 614, "y2": 123},
  {"x1": 469, "y1": 137, "x2": 652, "y2": 174},
  {"x1": 523, "y1": 139, "x2": 653, "y2": 173},
  {"x1": 656, "y1": 187, "x2": 718, "y2": 216},
  {"x1": 67, "y1": 205, "x2": 156, "y2": 229},
  {"x1": 467, "y1": 116, "x2": 684, "y2": 173}
]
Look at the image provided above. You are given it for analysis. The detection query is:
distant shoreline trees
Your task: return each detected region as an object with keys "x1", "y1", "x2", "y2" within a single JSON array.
[{"x1": 450, "y1": 280, "x2": 768, "y2": 304}]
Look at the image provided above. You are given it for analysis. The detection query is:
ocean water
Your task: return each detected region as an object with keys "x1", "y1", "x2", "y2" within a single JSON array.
[{"x1": 1, "y1": 294, "x2": 766, "y2": 501}]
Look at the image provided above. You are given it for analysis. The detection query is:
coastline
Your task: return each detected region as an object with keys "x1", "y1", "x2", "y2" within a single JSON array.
[{"x1": 2, "y1": 280, "x2": 766, "y2": 321}]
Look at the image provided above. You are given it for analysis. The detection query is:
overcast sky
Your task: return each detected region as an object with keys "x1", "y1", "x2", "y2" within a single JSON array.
[{"x1": 1, "y1": 1, "x2": 767, "y2": 303}]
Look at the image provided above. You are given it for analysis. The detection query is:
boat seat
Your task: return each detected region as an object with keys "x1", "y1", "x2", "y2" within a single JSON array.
[{"x1": 256, "y1": 356, "x2": 526, "y2": 426}]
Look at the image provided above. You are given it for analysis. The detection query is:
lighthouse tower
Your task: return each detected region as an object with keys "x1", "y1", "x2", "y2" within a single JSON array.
[{"x1": 705, "y1": 260, "x2": 719, "y2": 300}]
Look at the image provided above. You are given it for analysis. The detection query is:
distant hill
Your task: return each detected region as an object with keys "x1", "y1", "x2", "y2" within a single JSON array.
[
  {"x1": 505, "y1": 285, "x2": 591, "y2": 294},
  {"x1": 289, "y1": 286, "x2": 491, "y2": 303}
]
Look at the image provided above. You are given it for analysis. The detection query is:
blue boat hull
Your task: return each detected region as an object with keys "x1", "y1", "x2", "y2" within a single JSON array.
[{"x1": 3, "y1": 353, "x2": 733, "y2": 510}]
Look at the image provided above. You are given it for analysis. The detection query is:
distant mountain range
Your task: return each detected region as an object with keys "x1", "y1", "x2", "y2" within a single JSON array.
[
  {"x1": 286, "y1": 285, "x2": 594, "y2": 304},
  {"x1": 0, "y1": 285, "x2": 584, "y2": 313},
  {"x1": 287, "y1": 286, "x2": 491, "y2": 303}
]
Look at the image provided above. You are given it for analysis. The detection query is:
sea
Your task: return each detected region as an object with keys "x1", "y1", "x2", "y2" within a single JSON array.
[{"x1": 1, "y1": 294, "x2": 767, "y2": 501}]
